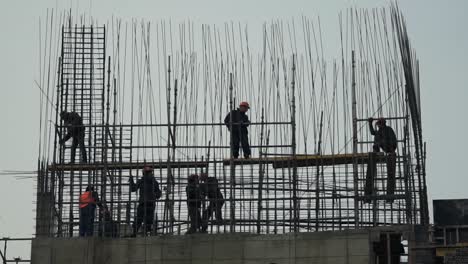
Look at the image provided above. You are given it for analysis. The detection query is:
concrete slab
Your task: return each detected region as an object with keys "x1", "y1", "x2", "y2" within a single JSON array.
[{"x1": 31, "y1": 230, "x2": 375, "y2": 264}]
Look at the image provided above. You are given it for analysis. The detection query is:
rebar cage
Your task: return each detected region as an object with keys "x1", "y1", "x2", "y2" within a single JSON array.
[{"x1": 35, "y1": 6, "x2": 428, "y2": 237}]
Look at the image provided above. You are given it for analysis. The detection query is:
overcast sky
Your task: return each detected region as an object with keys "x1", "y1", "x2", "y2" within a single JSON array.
[{"x1": 0, "y1": 0, "x2": 467, "y2": 256}]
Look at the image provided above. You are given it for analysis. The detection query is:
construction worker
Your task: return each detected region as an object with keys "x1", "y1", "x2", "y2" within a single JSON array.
[
  {"x1": 224, "y1": 101, "x2": 251, "y2": 158},
  {"x1": 59, "y1": 111, "x2": 87, "y2": 163},
  {"x1": 186, "y1": 174, "x2": 202, "y2": 234},
  {"x1": 368, "y1": 118, "x2": 397, "y2": 153},
  {"x1": 199, "y1": 173, "x2": 224, "y2": 232},
  {"x1": 129, "y1": 166, "x2": 162, "y2": 235},
  {"x1": 367, "y1": 117, "x2": 398, "y2": 202},
  {"x1": 79, "y1": 186, "x2": 103, "y2": 237}
]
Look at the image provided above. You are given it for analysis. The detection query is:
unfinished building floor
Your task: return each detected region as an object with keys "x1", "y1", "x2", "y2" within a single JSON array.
[{"x1": 32, "y1": 230, "x2": 372, "y2": 264}]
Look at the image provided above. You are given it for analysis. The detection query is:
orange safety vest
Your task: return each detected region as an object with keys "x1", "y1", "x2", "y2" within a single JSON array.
[{"x1": 79, "y1": 191, "x2": 95, "y2": 208}]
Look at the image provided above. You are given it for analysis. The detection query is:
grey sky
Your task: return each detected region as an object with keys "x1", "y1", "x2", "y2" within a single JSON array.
[{"x1": 0, "y1": 0, "x2": 466, "y2": 248}]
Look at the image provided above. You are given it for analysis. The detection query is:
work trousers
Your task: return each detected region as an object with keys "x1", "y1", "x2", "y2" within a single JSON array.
[
  {"x1": 71, "y1": 131, "x2": 87, "y2": 163},
  {"x1": 201, "y1": 199, "x2": 224, "y2": 231},
  {"x1": 134, "y1": 202, "x2": 156, "y2": 234},
  {"x1": 230, "y1": 131, "x2": 251, "y2": 158},
  {"x1": 187, "y1": 206, "x2": 202, "y2": 233},
  {"x1": 79, "y1": 205, "x2": 95, "y2": 237}
]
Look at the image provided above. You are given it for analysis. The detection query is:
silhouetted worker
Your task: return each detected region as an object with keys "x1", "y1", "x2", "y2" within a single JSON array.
[
  {"x1": 366, "y1": 117, "x2": 398, "y2": 202},
  {"x1": 59, "y1": 111, "x2": 87, "y2": 163},
  {"x1": 199, "y1": 173, "x2": 224, "y2": 232},
  {"x1": 368, "y1": 118, "x2": 397, "y2": 153},
  {"x1": 79, "y1": 186, "x2": 103, "y2": 237},
  {"x1": 129, "y1": 166, "x2": 162, "y2": 235},
  {"x1": 224, "y1": 101, "x2": 251, "y2": 158},
  {"x1": 186, "y1": 174, "x2": 202, "y2": 234}
]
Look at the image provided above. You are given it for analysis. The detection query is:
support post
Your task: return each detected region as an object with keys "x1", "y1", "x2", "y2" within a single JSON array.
[
  {"x1": 229, "y1": 73, "x2": 236, "y2": 232},
  {"x1": 291, "y1": 55, "x2": 299, "y2": 232},
  {"x1": 351, "y1": 50, "x2": 359, "y2": 228}
]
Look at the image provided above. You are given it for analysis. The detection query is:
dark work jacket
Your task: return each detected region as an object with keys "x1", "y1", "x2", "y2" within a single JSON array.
[
  {"x1": 63, "y1": 112, "x2": 85, "y2": 139},
  {"x1": 224, "y1": 109, "x2": 249, "y2": 134},
  {"x1": 186, "y1": 183, "x2": 202, "y2": 208},
  {"x1": 369, "y1": 123, "x2": 397, "y2": 151},
  {"x1": 200, "y1": 177, "x2": 224, "y2": 202},
  {"x1": 130, "y1": 174, "x2": 162, "y2": 203}
]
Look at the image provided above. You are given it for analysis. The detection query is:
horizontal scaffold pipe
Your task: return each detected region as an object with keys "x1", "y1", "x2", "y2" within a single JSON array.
[
  {"x1": 47, "y1": 161, "x2": 209, "y2": 171},
  {"x1": 57, "y1": 121, "x2": 292, "y2": 128},
  {"x1": 62, "y1": 144, "x2": 292, "y2": 149},
  {"x1": 223, "y1": 152, "x2": 388, "y2": 168}
]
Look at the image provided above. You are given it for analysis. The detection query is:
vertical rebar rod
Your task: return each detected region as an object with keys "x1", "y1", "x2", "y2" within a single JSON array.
[{"x1": 291, "y1": 54, "x2": 298, "y2": 232}]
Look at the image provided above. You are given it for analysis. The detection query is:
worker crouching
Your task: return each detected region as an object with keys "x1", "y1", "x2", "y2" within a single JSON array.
[{"x1": 199, "y1": 173, "x2": 224, "y2": 232}]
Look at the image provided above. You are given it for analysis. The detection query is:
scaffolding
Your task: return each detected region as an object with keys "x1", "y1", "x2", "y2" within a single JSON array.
[{"x1": 35, "y1": 6, "x2": 428, "y2": 238}]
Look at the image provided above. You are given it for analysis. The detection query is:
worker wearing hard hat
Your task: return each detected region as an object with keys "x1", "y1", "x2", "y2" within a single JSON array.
[
  {"x1": 129, "y1": 166, "x2": 162, "y2": 235},
  {"x1": 224, "y1": 101, "x2": 251, "y2": 158},
  {"x1": 79, "y1": 186, "x2": 104, "y2": 237}
]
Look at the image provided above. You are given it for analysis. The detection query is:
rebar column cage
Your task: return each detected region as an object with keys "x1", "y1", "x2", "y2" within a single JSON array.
[{"x1": 36, "y1": 6, "x2": 428, "y2": 237}]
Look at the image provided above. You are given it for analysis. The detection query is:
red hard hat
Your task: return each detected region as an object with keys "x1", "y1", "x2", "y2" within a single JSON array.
[
  {"x1": 188, "y1": 174, "x2": 198, "y2": 182},
  {"x1": 239, "y1": 101, "x2": 250, "y2": 108},
  {"x1": 199, "y1": 172, "x2": 208, "y2": 181},
  {"x1": 143, "y1": 166, "x2": 153, "y2": 173}
]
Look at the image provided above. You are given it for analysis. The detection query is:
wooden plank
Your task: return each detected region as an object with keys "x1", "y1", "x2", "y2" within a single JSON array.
[
  {"x1": 222, "y1": 152, "x2": 387, "y2": 168},
  {"x1": 48, "y1": 161, "x2": 209, "y2": 172}
]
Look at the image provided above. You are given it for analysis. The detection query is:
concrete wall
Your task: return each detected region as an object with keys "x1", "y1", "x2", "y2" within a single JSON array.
[{"x1": 31, "y1": 230, "x2": 371, "y2": 264}]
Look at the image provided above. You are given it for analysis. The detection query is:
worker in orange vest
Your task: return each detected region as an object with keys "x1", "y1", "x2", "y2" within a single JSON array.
[{"x1": 79, "y1": 186, "x2": 103, "y2": 237}]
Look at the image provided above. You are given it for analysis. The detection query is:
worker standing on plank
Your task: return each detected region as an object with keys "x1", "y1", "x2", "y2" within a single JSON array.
[
  {"x1": 367, "y1": 117, "x2": 398, "y2": 202},
  {"x1": 59, "y1": 111, "x2": 87, "y2": 163},
  {"x1": 79, "y1": 186, "x2": 103, "y2": 237},
  {"x1": 186, "y1": 174, "x2": 203, "y2": 234},
  {"x1": 129, "y1": 166, "x2": 162, "y2": 235},
  {"x1": 224, "y1": 101, "x2": 251, "y2": 158},
  {"x1": 199, "y1": 173, "x2": 225, "y2": 232}
]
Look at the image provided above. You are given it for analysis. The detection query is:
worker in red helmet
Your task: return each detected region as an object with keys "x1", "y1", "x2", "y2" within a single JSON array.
[
  {"x1": 224, "y1": 101, "x2": 251, "y2": 158},
  {"x1": 129, "y1": 166, "x2": 162, "y2": 235},
  {"x1": 368, "y1": 117, "x2": 397, "y2": 153},
  {"x1": 186, "y1": 174, "x2": 203, "y2": 234}
]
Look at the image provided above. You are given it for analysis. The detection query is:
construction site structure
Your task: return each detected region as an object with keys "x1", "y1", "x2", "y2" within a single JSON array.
[{"x1": 28, "y1": 5, "x2": 433, "y2": 264}]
